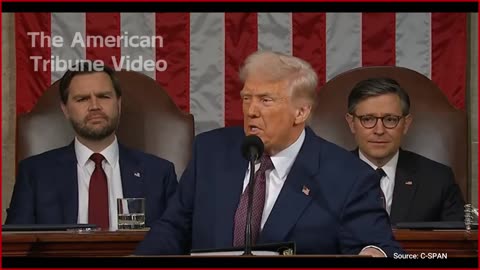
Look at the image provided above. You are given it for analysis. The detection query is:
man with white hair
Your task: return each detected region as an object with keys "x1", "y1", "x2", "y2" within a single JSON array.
[{"x1": 136, "y1": 51, "x2": 403, "y2": 257}]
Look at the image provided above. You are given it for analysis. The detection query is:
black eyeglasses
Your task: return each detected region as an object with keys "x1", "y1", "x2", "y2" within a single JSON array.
[{"x1": 351, "y1": 114, "x2": 404, "y2": 129}]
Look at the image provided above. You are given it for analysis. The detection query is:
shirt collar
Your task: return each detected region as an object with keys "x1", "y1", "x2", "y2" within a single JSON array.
[
  {"x1": 359, "y1": 149, "x2": 399, "y2": 180},
  {"x1": 74, "y1": 136, "x2": 119, "y2": 168},
  {"x1": 269, "y1": 129, "x2": 306, "y2": 180}
]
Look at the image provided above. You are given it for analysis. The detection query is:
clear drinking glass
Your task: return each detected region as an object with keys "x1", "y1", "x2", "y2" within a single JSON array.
[{"x1": 117, "y1": 198, "x2": 145, "y2": 230}]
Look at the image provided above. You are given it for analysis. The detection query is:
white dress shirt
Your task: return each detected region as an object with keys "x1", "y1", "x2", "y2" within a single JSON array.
[
  {"x1": 359, "y1": 150, "x2": 399, "y2": 215},
  {"x1": 241, "y1": 129, "x2": 305, "y2": 229},
  {"x1": 75, "y1": 136, "x2": 124, "y2": 230}
]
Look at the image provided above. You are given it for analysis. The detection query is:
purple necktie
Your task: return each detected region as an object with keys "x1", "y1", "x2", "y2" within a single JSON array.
[
  {"x1": 376, "y1": 168, "x2": 387, "y2": 209},
  {"x1": 89, "y1": 153, "x2": 109, "y2": 230},
  {"x1": 233, "y1": 154, "x2": 274, "y2": 247}
]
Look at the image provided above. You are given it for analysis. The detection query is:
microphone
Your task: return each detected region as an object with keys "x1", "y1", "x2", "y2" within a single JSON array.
[
  {"x1": 241, "y1": 135, "x2": 264, "y2": 162},
  {"x1": 240, "y1": 135, "x2": 264, "y2": 255}
]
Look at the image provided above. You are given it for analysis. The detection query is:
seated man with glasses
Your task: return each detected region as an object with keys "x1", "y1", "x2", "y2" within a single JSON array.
[{"x1": 344, "y1": 78, "x2": 464, "y2": 224}]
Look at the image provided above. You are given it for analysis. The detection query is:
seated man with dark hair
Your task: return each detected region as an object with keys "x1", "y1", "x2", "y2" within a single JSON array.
[
  {"x1": 6, "y1": 63, "x2": 177, "y2": 230},
  {"x1": 345, "y1": 77, "x2": 465, "y2": 224}
]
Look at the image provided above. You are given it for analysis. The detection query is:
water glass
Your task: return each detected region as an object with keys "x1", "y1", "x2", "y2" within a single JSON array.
[{"x1": 117, "y1": 198, "x2": 145, "y2": 230}]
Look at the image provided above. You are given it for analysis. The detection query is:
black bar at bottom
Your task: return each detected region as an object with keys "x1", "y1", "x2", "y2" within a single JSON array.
[{"x1": 2, "y1": 256, "x2": 477, "y2": 268}]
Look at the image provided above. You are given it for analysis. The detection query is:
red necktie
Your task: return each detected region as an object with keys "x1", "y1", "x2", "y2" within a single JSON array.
[
  {"x1": 88, "y1": 153, "x2": 109, "y2": 230},
  {"x1": 376, "y1": 168, "x2": 387, "y2": 209},
  {"x1": 233, "y1": 154, "x2": 274, "y2": 247}
]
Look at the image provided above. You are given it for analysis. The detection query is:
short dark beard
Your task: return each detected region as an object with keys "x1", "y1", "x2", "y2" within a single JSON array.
[{"x1": 70, "y1": 114, "x2": 119, "y2": 141}]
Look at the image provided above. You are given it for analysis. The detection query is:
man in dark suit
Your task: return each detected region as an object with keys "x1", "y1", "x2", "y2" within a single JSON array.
[
  {"x1": 136, "y1": 51, "x2": 403, "y2": 256},
  {"x1": 6, "y1": 63, "x2": 177, "y2": 230},
  {"x1": 345, "y1": 78, "x2": 465, "y2": 224}
]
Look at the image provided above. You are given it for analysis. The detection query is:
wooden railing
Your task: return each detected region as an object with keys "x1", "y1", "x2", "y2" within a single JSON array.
[{"x1": 2, "y1": 229, "x2": 477, "y2": 257}]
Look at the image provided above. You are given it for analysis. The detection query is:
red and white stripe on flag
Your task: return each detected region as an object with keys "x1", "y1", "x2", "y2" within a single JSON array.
[{"x1": 15, "y1": 12, "x2": 467, "y2": 134}]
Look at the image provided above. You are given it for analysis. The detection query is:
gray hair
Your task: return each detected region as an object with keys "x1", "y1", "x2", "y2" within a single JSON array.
[
  {"x1": 239, "y1": 51, "x2": 318, "y2": 106},
  {"x1": 347, "y1": 78, "x2": 410, "y2": 115}
]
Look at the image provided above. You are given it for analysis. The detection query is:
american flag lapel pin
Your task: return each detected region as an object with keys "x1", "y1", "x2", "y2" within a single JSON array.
[
  {"x1": 302, "y1": 185, "x2": 310, "y2": 196},
  {"x1": 405, "y1": 180, "x2": 413, "y2": 186},
  {"x1": 134, "y1": 172, "x2": 141, "y2": 178}
]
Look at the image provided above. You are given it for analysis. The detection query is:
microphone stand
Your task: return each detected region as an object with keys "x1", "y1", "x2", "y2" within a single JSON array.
[{"x1": 242, "y1": 153, "x2": 257, "y2": 256}]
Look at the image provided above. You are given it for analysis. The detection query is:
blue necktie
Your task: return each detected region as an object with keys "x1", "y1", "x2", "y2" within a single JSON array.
[{"x1": 376, "y1": 168, "x2": 387, "y2": 209}]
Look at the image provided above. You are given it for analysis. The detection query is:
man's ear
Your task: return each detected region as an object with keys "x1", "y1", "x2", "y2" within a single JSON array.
[
  {"x1": 403, "y1": 114, "x2": 413, "y2": 134},
  {"x1": 345, "y1": 113, "x2": 355, "y2": 133},
  {"x1": 118, "y1": 96, "x2": 122, "y2": 114},
  {"x1": 294, "y1": 103, "x2": 312, "y2": 125},
  {"x1": 60, "y1": 102, "x2": 69, "y2": 119}
]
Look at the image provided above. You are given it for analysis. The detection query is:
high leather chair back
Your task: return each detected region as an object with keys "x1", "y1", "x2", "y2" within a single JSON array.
[
  {"x1": 309, "y1": 66, "x2": 468, "y2": 200},
  {"x1": 17, "y1": 70, "x2": 194, "y2": 179}
]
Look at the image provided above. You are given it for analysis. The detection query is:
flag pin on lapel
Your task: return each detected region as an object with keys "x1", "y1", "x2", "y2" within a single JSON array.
[
  {"x1": 405, "y1": 180, "x2": 413, "y2": 186},
  {"x1": 302, "y1": 185, "x2": 310, "y2": 196},
  {"x1": 134, "y1": 172, "x2": 141, "y2": 178}
]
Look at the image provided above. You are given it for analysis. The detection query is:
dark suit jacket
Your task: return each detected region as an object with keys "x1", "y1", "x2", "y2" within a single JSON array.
[
  {"x1": 135, "y1": 127, "x2": 403, "y2": 256},
  {"x1": 354, "y1": 149, "x2": 465, "y2": 224},
  {"x1": 6, "y1": 143, "x2": 178, "y2": 227}
]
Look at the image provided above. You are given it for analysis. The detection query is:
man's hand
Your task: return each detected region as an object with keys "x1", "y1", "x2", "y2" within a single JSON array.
[{"x1": 359, "y1": 247, "x2": 387, "y2": 257}]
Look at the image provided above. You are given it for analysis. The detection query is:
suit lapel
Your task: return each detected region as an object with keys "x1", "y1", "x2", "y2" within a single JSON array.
[
  {"x1": 214, "y1": 141, "x2": 249, "y2": 248},
  {"x1": 259, "y1": 128, "x2": 316, "y2": 244},
  {"x1": 390, "y1": 150, "x2": 417, "y2": 224},
  {"x1": 118, "y1": 145, "x2": 145, "y2": 199},
  {"x1": 58, "y1": 143, "x2": 79, "y2": 224}
]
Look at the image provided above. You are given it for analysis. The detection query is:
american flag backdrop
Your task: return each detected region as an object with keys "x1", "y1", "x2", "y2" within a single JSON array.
[{"x1": 15, "y1": 12, "x2": 467, "y2": 134}]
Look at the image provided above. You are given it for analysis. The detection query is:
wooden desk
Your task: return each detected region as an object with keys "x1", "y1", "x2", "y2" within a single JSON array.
[
  {"x1": 2, "y1": 230, "x2": 146, "y2": 257},
  {"x1": 2, "y1": 229, "x2": 477, "y2": 257},
  {"x1": 393, "y1": 229, "x2": 477, "y2": 257}
]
